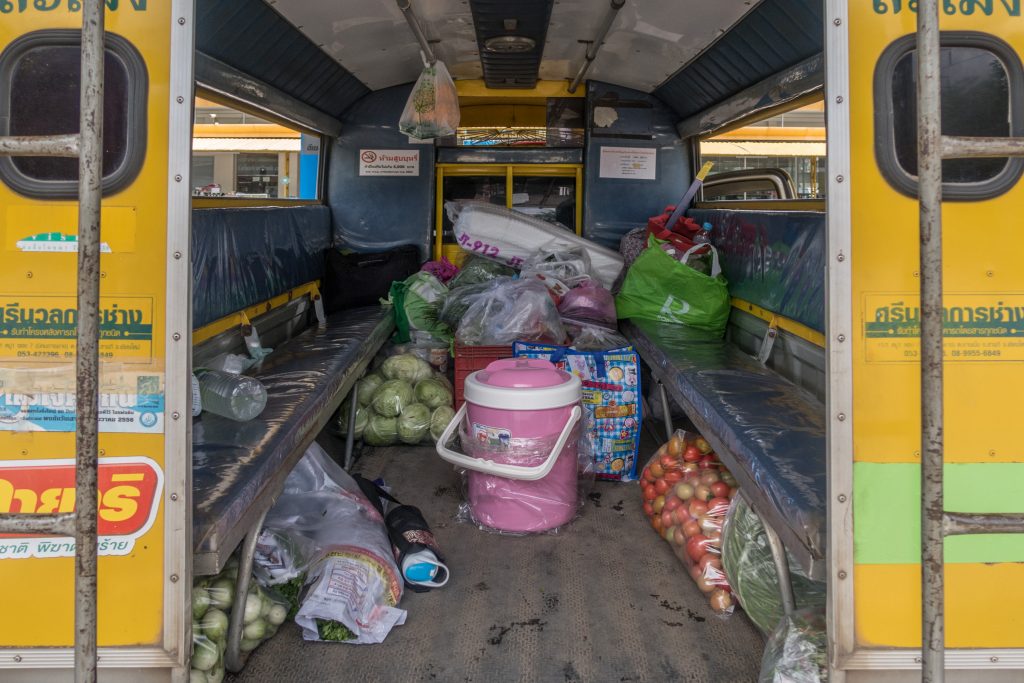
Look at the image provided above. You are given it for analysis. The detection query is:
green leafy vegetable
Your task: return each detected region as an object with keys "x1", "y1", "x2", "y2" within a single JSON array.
[{"x1": 316, "y1": 618, "x2": 356, "y2": 642}]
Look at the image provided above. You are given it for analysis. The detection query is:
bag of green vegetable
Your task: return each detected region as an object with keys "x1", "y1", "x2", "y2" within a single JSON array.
[
  {"x1": 261, "y1": 443, "x2": 406, "y2": 644},
  {"x1": 399, "y1": 60, "x2": 460, "y2": 140},
  {"x1": 758, "y1": 607, "x2": 828, "y2": 683},
  {"x1": 191, "y1": 556, "x2": 290, "y2": 679},
  {"x1": 720, "y1": 497, "x2": 826, "y2": 635},
  {"x1": 386, "y1": 271, "x2": 451, "y2": 344},
  {"x1": 447, "y1": 253, "x2": 516, "y2": 289}
]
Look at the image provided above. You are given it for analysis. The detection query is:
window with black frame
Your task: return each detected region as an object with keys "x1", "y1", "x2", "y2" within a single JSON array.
[{"x1": 874, "y1": 32, "x2": 1024, "y2": 200}]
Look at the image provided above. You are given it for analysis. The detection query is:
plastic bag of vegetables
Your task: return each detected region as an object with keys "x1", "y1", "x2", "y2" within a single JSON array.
[
  {"x1": 638, "y1": 429, "x2": 738, "y2": 614},
  {"x1": 191, "y1": 557, "x2": 290, "y2": 679},
  {"x1": 721, "y1": 496, "x2": 826, "y2": 634},
  {"x1": 758, "y1": 607, "x2": 828, "y2": 683},
  {"x1": 386, "y1": 271, "x2": 451, "y2": 344},
  {"x1": 261, "y1": 443, "x2": 406, "y2": 644}
]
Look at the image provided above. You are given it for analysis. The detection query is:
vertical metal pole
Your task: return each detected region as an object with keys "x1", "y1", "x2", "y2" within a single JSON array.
[
  {"x1": 916, "y1": 0, "x2": 945, "y2": 680},
  {"x1": 75, "y1": 1, "x2": 104, "y2": 681}
]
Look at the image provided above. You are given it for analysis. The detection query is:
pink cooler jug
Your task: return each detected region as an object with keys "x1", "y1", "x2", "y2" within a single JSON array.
[{"x1": 436, "y1": 358, "x2": 582, "y2": 533}]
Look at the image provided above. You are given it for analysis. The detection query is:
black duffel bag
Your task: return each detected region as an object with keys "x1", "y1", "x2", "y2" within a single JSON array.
[{"x1": 322, "y1": 245, "x2": 420, "y2": 314}]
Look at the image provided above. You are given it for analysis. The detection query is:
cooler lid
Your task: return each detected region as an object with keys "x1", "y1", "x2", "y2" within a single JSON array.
[{"x1": 465, "y1": 358, "x2": 581, "y2": 410}]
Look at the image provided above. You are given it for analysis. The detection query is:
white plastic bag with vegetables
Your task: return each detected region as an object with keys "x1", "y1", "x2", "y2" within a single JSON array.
[
  {"x1": 399, "y1": 60, "x2": 460, "y2": 139},
  {"x1": 262, "y1": 443, "x2": 406, "y2": 644}
]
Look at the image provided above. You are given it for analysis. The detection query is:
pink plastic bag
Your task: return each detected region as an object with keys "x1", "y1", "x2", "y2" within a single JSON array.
[{"x1": 557, "y1": 280, "x2": 617, "y2": 329}]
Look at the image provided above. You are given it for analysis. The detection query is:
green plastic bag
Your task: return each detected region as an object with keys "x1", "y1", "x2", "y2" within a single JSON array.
[
  {"x1": 614, "y1": 239, "x2": 730, "y2": 336},
  {"x1": 387, "y1": 272, "x2": 451, "y2": 344}
]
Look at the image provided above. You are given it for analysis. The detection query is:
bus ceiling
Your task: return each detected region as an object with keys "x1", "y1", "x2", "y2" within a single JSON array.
[{"x1": 196, "y1": 0, "x2": 823, "y2": 125}]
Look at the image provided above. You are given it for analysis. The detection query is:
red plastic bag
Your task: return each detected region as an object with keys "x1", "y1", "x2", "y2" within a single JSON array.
[
  {"x1": 639, "y1": 429, "x2": 739, "y2": 614},
  {"x1": 646, "y1": 206, "x2": 703, "y2": 251}
]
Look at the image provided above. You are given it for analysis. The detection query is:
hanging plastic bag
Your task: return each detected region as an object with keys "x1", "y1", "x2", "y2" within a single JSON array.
[
  {"x1": 399, "y1": 60, "x2": 460, "y2": 140},
  {"x1": 615, "y1": 238, "x2": 730, "y2": 336}
]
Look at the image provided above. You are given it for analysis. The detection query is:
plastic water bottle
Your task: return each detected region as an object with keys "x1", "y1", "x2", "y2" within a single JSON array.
[
  {"x1": 196, "y1": 369, "x2": 268, "y2": 422},
  {"x1": 695, "y1": 221, "x2": 713, "y2": 244},
  {"x1": 401, "y1": 549, "x2": 450, "y2": 589}
]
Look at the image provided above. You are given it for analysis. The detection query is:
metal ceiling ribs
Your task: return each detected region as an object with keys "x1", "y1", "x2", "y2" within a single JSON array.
[{"x1": 468, "y1": 0, "x2": 554, "y2": 89}]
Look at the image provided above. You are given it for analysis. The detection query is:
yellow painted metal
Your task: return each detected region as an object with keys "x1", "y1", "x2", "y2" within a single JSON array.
[
  {"x1": 847, "y1": 3, "x2": 1024, "y2": 650},
  {"x1": 192, "y1": 282, "x2": 322, "y2": 345},
  {"x1": 731, "y1": 298, "x2": 826, "y2": 348},
  {"x1": 192, "y1": 123, "x2": 300, "y2": 138},
  {"x1": 855, "y1": 564, "x2": 1024, "y2": 647},
  {"x1": 433, "y1": 163, "x2": 585, "y2": 259},
  {"x1": 0, "y1": 4, "x2": 173, "y2": 648},
  {"x1": 455, "y1": 79, "x2": 586, "y2": 99}
]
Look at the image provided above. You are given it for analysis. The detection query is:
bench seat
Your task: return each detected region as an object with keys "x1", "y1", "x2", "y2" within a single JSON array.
[
  {"x1": 622, "y1": 317, "x2": 827, "y2": 580},
  {"x1": 192, "y1": 305, "x2": 394, "y2": 575}
]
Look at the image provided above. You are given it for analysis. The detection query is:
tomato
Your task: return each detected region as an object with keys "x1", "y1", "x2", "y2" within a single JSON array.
[
  {"x1": 709, "y1": 481, "x2": 730, "y2": 499},
  {"x1": 699, "y1": 470, "x2": 720, "y2": 485},
  {"x1": 673, "y1": 526, "x2": 686, "y2": 546},
  {"x1": 642, "y1": 501, "x2": 654, "y2": 517},
  {"x1": 661, "y1": 509, "x2": 674, "y2": 529},
  {"x1": 652, "y1": 495, "x2": 666, "y2": 514},
  {"x1": 663, "y1": 469, "x2": 682, "y2": 485},
  {"x1": 694, "y1": 484, "x2": 712, "y2": 502},
  {"x1": 664, "y1": 495, "x2": 682, "y2": 512},
  {"x1": 643, "y1": 485, "x2": 657, "y2": 502},
  {"x1": 654, "y1": 478, "x2": 670, "y2": 495},
  {"x1": 642, "y1": 466, "x2": 655, "y2": 483},
  {"x1": 688, "y1": 499, "x2": 708, "y2": 518},
  {"x1": 667, "y1": 434, "x2": 684, "y2": 457},
  {"x1": 682, "y1": 445, "x2": 702, "y2": 462},
  {"x1": 686, "y1": 535, "x2": 711, "y2": 563},
  {"x1": 673, "y1": 482, "x2": 694, "y2": 500},
  {"x1": 695, "y1": 436, "x2": 713, "y2": 454},
  {"x1": 706, "y1": 528, "x2": 722, "y2": 544},
  {"x1": 699, "y1": 553, "x2": 722, "y2": 572},
  {"x1": 699, "y1": 515, "x2": 720, "y2": 535},
  {"x1": 682, "y1": 519, "x2": 701, "y2": 538},
  {"x1": 663, "y1": 526, "x2": 675, "y2": 543},
  {"x1": 698, "y1": 455, "x2": 718, "y2": 470},
  {"x1": 652, "y1": 516, "x2": 663, "y2": 533},
  {"x1": 649, "y1": 461, "x2": 664, "y2": 479},
  {"x1": 659, "y1": 453, "x2": 678, "y2": 470},
  {"x1": 728, "y1": 487, "x2": 739, "y2": 499},
  {"x1": 707, "y1": 497, "x2": 731, "y2": 516},
  {"x1": 709, "y1": 588, "x2": 733, "y2": 611},
  {"x1": 680, "y1": 462, "x2": 700, "y2": 475},
  {"x1": 672, "y1": 505, "x2": 691, "y2": 525},
  {"x1": 689, "y1": 564, "x2": 703, "y2": 584}
]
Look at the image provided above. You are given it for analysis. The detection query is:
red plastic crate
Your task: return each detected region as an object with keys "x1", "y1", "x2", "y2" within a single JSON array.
[{"x1": 453, "y1": 343, "x2": 513, "y2": 409}]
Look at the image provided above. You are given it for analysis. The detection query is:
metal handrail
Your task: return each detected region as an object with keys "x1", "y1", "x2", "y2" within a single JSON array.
[
  {"x1": 917, "y1": 2, "x2": 1024, "y2": 680},
  {"x1": 0, "y1": 1, "x2": 104, "y2": 680}
]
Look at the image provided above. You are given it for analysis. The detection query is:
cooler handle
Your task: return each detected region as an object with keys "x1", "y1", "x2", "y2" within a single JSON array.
[{"x1": 435, "y1": 404, "x2": 582, "y2": 481}]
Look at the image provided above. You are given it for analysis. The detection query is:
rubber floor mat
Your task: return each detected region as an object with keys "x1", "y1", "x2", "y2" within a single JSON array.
[{"x1": 229, "y1": 443, "x2": 765, "y2": 683}]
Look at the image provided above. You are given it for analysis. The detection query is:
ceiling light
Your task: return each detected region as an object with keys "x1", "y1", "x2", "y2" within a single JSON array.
[{"x1": 483, "y1": 35, "x2": 536, "y2": 53}]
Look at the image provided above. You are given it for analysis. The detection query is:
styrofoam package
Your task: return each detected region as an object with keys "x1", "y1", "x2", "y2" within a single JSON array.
[{"x1": 446, "y1": 202, "x2": 625, "y2": 289}]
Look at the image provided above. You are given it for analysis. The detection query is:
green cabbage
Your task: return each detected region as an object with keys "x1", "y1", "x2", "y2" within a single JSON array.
[
  {"x1": 430, "y1": 405, "x2": 456, "y2": 442},
  {"x1": 398, "y1": 403, "x2": 431, "y2": 444},
  {"x1": 414, "y1": 378, "x2": 453, "y2": 410},
  {"x1": 356, "y1": 373, "x2": 384, "y2": 407},
  {"x1": 364, "y1": 415, "x2": 398, "y2": 446},
  {"x1": 370, "y1": 379, "x2": 414, "y2": 417},
  {"x1": 337, "y1": 400, "x2": 368, "y2": 438},
  {"x1": 382, "y1": 353, "x2": 433, "y2": 384}
]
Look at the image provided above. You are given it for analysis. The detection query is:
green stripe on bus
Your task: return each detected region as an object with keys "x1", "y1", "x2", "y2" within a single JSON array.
[{"x1": 854, "y1": 462, "x2": 1024, "y2": 564}]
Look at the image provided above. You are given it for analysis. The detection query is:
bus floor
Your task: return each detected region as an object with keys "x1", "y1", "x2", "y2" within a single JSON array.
[{"x1": 229, "y1": 435, "x2": 765, "y2": 683}]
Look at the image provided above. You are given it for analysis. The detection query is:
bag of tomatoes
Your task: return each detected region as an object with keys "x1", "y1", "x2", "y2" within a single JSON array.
[{"x1": 639, "y1": 429, "x2": 739, "y2": 614}]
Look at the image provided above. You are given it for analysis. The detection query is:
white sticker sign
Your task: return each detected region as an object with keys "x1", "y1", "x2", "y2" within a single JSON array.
[
  {"x1": 301, "y1": 134, "x2": 321, "y2": 155},
  {"x1": 358, "y1": 149, "x2": 420, "y2": 176},
  {"x1": 599, "y1": 146, "x2": 657, "y2": 180}
]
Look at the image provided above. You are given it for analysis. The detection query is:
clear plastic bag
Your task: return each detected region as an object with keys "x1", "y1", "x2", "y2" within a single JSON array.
[
  {"x1": 455, "y1": 278, "x2": 567, "y2": 346},
  {"x1": 191, "y1": 557, "x2": 290, "y2": 677},
  {"x1": 639, "y1": 429, "x2": 739, "y2": 614},
  {"x1": 261, "y1": 443, "x2": 406, "y2": 644},
  {"x1": 721, "y1": 496, "x2": 826, "y2": 634},
  {"x1": 520, "y1": 247, "x2": 593, "y2": 289},
  {"x1": 439, "y1": 280, "x2": 499, "y2": 329},
  {"x1": 453, "y1": 419, "x2": 593, "y2": 535},
  {"x1": 565, "y1": 324, "x2": 630, "y2": 351},
  {"x1": 399, "y1": 60, "x2": 460, "y2": 140},
  {"x1": 759, "y1": 607, "x2": 829, "y2": 683}
]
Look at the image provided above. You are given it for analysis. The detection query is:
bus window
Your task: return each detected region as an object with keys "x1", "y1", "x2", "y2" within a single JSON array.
[
  {"x1": 699, "y1": 100, "x2": 826, "y2": 201},
  {"x1": 0, "y1": 30, "x2": 147, "y2": 199},
  {"x1": 874, "y1": 32, "x2": 1024, "y2": 200},
  {"x1": 192, "y1": 96, "x2": 322, "y2": 201}
]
